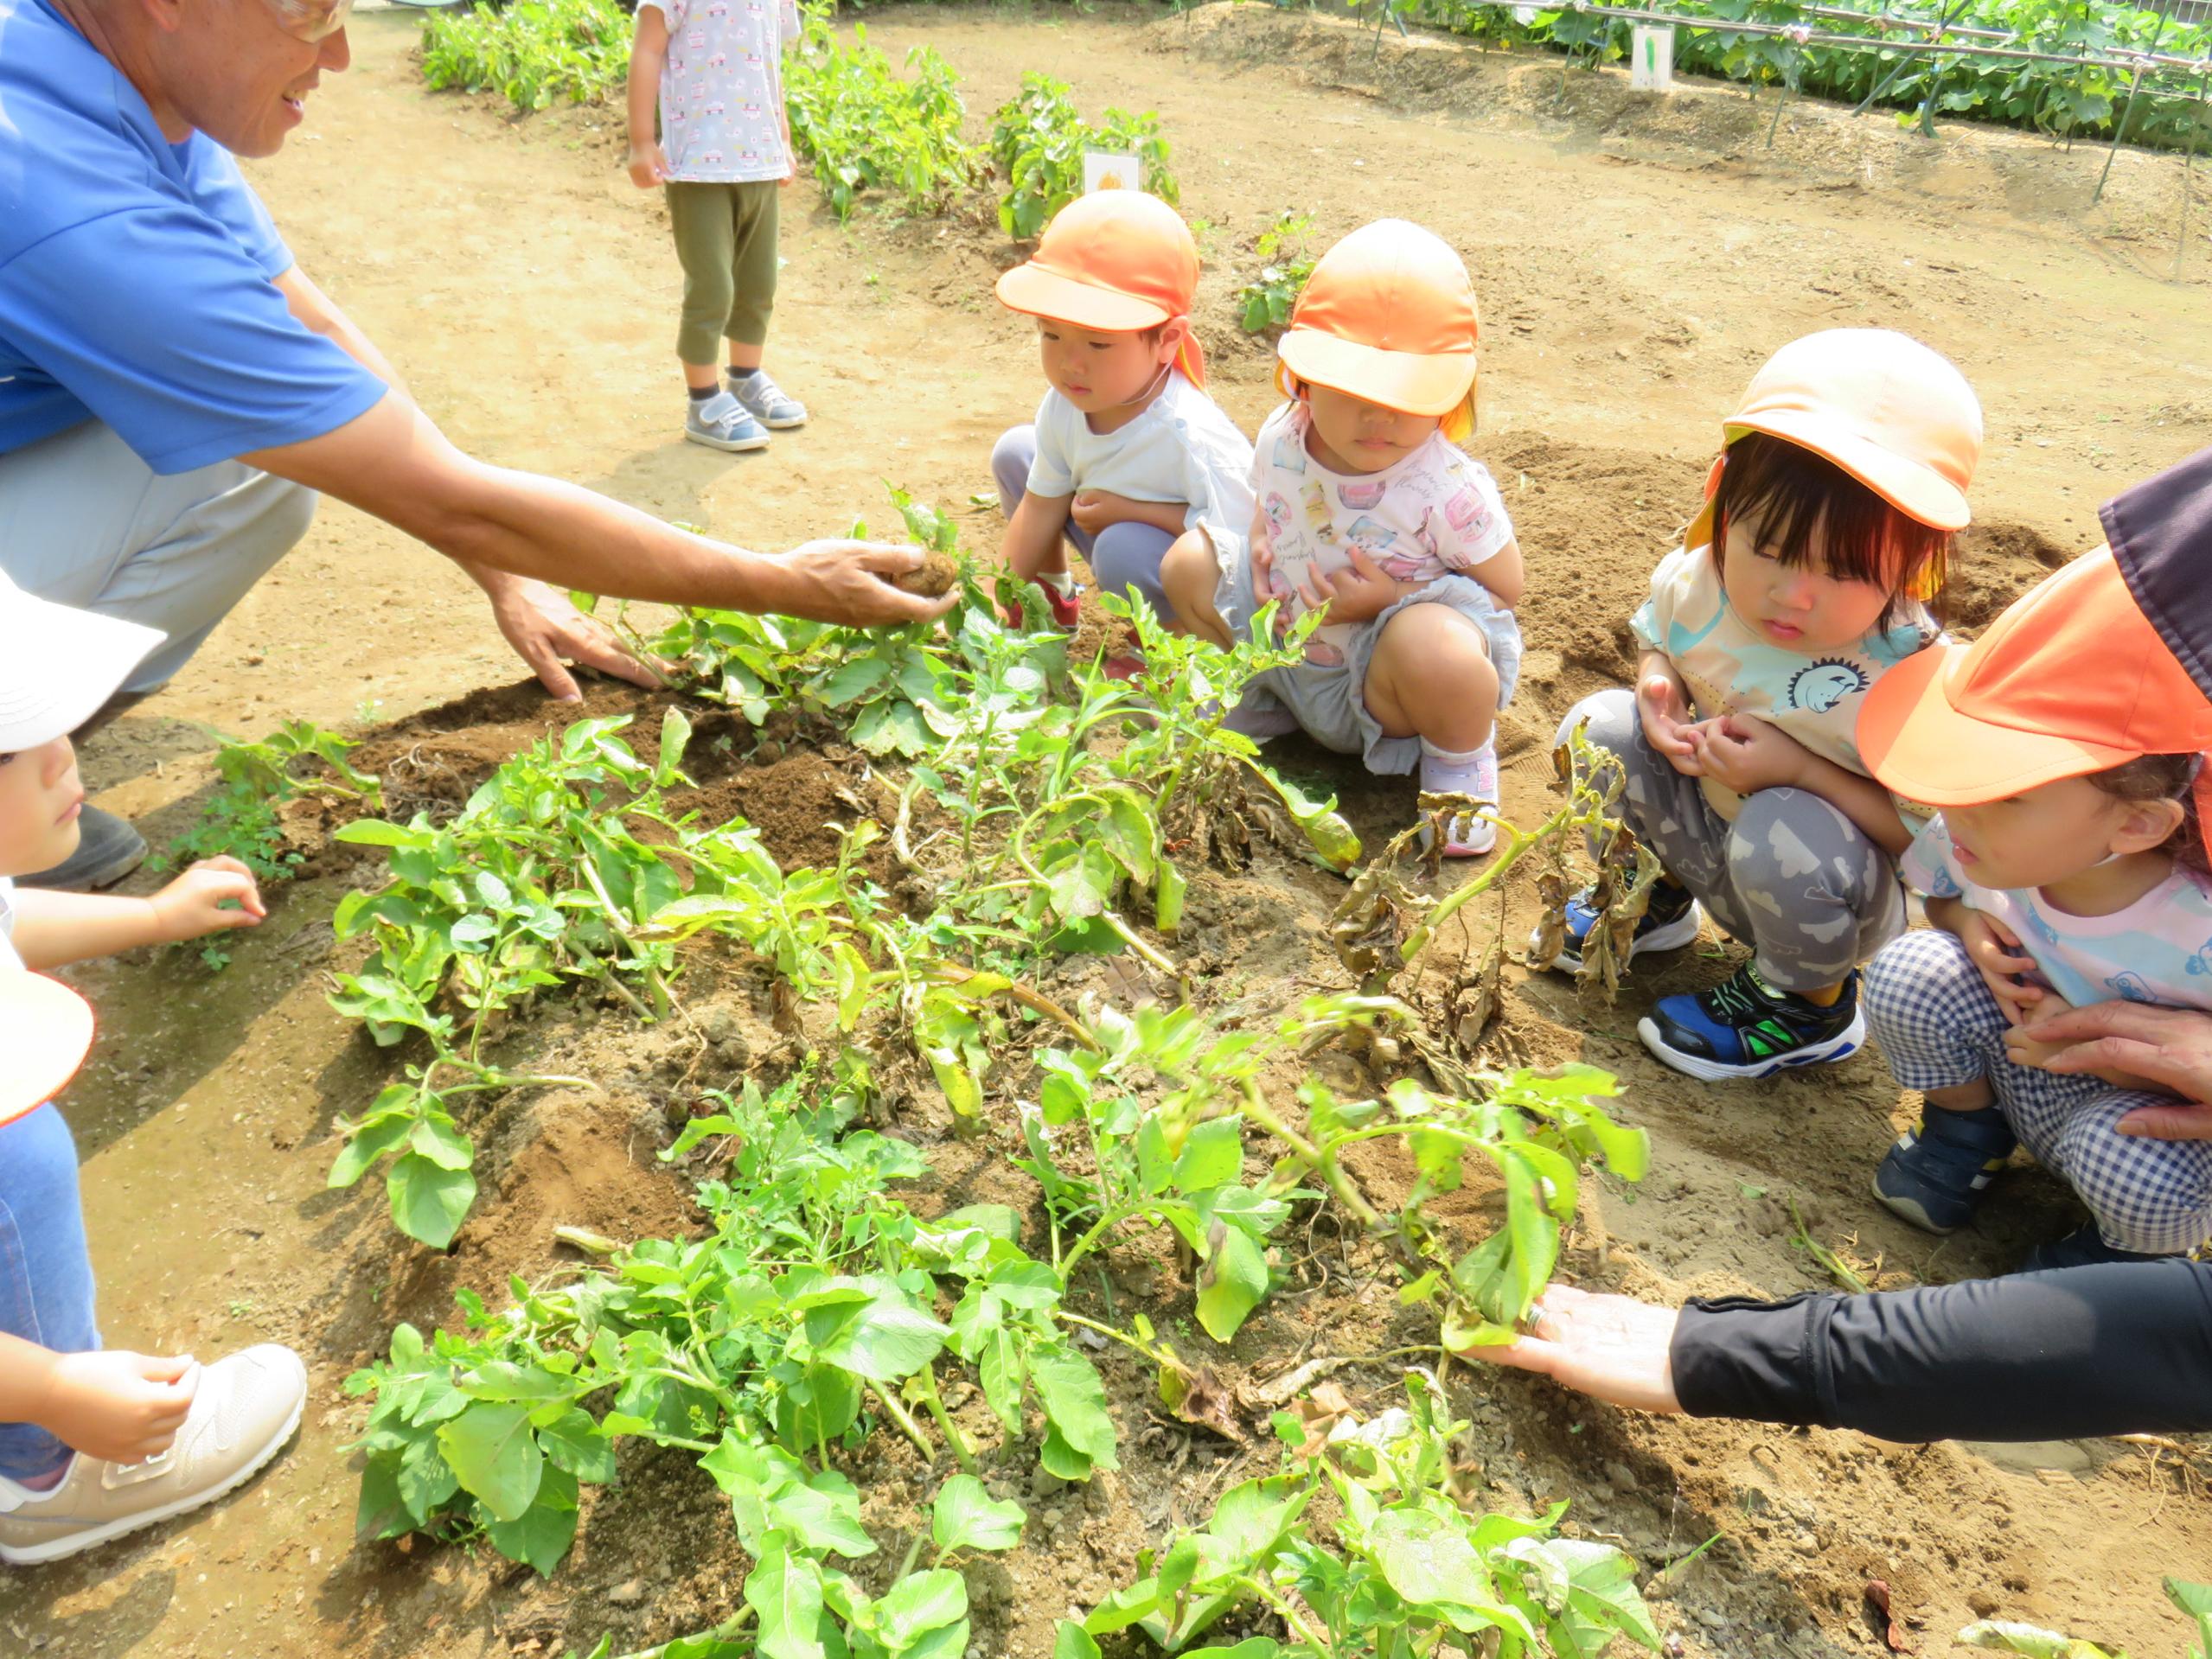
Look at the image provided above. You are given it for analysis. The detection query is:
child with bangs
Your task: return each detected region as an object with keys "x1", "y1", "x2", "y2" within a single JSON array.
[
  {"x1": 1158, "y1": 219, "x2": 1525, "y2": 857},
  {"x1": 987, "y1": 191, "x2": 1254, "y2": 641},
  {"x1": 1538, "y1": 329, "x2": 1983, "y2": 1082},
  {"x1": 1855, "y1": 546, "x2": 2212, "y2": 1271}
]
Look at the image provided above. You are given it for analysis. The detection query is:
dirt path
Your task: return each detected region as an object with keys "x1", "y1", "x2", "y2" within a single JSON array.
[{"x1": 8, "y1": 6, "x2": 2211, "y2": 1656}]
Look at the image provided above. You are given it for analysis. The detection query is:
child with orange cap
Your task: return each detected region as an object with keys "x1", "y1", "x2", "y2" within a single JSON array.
[
  {"x1": 1855, "y1": 546, "x2": 2212, "y2": 1271},
  {"x1": 1537, "y1": 329, "x2": 1981, "y2": 1082},
  {"x1": 988, "y1": 191, "x2": 1254, "y2": 634},
  {"x1": 0, "y1": 573, "x2": 306, "y2": 1563},
  {"x1": 1157, "y1": 219, "x2": 1525, "y2": 856}
]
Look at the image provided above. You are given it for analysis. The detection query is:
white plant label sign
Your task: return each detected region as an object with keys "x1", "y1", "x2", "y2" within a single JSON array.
[
  {"x1": 1083, "y1": 150, "x2": 1143, "y2": 195},
  {"x1": 1631, "y1": 24, "x2": 1676, "y2": 91}
]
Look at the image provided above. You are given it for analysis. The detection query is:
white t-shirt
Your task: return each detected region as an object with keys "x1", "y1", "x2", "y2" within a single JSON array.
[
  {"x1": 1902, "y1": 814, "x2": 2212, "y2": 1011},
  {"x1": 1026, "y1": 371, "x2": 1256, "y2": 555},
  {"x1": 0, "y1": 877, "x2": 19, "y2": 971},
  {"x1": 641, "y1": 0, "x2": 799, "y2": 184},
  {"x1": 1248, "y1": 401, "x2": 1514, "y2": 667},
  {"x1": 1631, "y1": 543, "x2": 1940, "y2": 824}
]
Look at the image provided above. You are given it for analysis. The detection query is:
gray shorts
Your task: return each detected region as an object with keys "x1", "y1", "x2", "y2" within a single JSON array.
[{"x1": 1211, "y1": 537, "x2": 1522, "y2": 775}]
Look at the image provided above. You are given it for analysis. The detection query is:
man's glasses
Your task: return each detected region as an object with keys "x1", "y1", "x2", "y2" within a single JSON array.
[{"x1": 261, "y1": 0, "x2": 352, "y2": 44}]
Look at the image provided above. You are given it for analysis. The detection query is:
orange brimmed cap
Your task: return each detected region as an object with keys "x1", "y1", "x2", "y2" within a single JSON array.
[
  {"x1": 0, "y1": 972, "x2": 94, "y2": 1130},
  {"x1": 1686, "y1": 329, "x2": 1982, "y2": 549},
  {"x1": 1275, "y1": 220, "x2": 1478, "y2": 418},
  {"x1": 994, "y1": 191, "x2": 1206, "y2": 386},
  {"x1": 1858, "y1": 545, "x2": 2212, "y2": 812}
]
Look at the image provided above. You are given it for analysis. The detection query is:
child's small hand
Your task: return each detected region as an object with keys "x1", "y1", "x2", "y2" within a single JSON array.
[
  {"x1": 626, "y1": 144, "x2": 670, "y2": 188},
  {"x1": 1954, "y1": 909, "x2": 2043, "y2": 1026},
  {"x1": 1069, "y1": 491, "x2": 1142, "y2": 537},
  {"x1": 36, "y1": 1350, "x2": 197, "y2": 1465},
  {"x1": 1635, "y1": 671, "x2": 1703, "y2": 775},
  {"x1": 1683, "y1": 712, "x2": 1812, "y2": 795},
  {"x1": 148, "y1": 857, "x2": 267, "y2": 944},
  {"x1": 2005, "y1": 992, "x2": 2089, "y2": 1074},
  {"x1": 1298, "y1": 546, "x2": 1401, "y2": 625}
]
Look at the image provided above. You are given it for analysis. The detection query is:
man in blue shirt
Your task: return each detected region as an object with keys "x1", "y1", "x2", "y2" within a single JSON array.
[{"x1": 0, "y1": 0, "x2": 947, "y2": 888}]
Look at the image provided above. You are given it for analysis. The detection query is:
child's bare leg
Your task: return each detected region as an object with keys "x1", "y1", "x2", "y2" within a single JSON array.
[
  {"x1": 1362, "y1": 604, "x2": 1498, "y2": 750},
  {"x1": 1159, "y1": 530, "x2": 1231, "y2": 648},
  {"x1": 1924, "y1": 1080, "x2": 1997, "y2": 1114},
  {"x1": 683, "y1": 361, "x2": 719, "y2": 392},
  {"x1": 727, "y1": 340, "x2": 764, "y2": 373}
]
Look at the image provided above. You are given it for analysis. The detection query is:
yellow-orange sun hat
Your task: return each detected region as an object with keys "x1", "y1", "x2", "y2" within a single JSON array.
[
  {"x1": 994, "y1": 190, "x2": 1206, "y2": 386},
  {"x1": 1857, "y1": 544, "x2": 2212, "y2": 808},
  {"x1": 1685, "y1": 329, "x2": 1982, "y2": 550},
  {"x1": 1275, "y1": 219, "x2": 1478, "y2": 419},
  {"x1": 0, "y1": 972, "x2": 95, "y2": 1129}
]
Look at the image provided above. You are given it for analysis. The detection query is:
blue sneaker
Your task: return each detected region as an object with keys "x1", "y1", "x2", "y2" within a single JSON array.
[
  {"x1": 1871, "y1": 1106, "x2": 2016, "y2": 1234},
  {"x1": 2018, "y1": 1223, "x2": 2179, "y2": 1273},
  {"x1": 1532, "y1": 880, "x2": 1702, "y2": 973},
  {"x1": 728, "y1": 368, "x2": 808, "y2": 431},
  {"x1": 1638, "y1": 963, "x2": 1865, "y2": 1082},
  {"x1": 685, "y1": 390, "x2": 770, "y2": 453}
]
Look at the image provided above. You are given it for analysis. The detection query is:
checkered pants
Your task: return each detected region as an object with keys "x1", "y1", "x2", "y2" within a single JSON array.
[{"x1": 1865, "y1": 929, "x2": 2212, "y2": 1255}]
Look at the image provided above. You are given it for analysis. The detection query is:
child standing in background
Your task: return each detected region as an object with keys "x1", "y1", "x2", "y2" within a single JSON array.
[
  {"x1": 1159, "y1": 219, "x2": 1523, "y2": 856},
  {"x1": 627, "y1": 0, "x2": 809, "y2": 452},
  {"x1": 988, "y1": 190, "x2": 1254, "y2": 640}
]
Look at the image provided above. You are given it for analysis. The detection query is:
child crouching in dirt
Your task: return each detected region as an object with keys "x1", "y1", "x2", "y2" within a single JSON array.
[
  {"x1": 627, "y1": 0, "x2": 809, "y2": 452},
  {"x1": 0, "y1": 575, "x2": 306, "y2": 1565},
  {"x1": 988, "y1": 190, "x2": 1254, "y2": 648},
  {"x1": 1854, "y1": 545, "x2": 2212, "y2": 1272},
  {"x1": 1158, "y1": 219, "x2": 1523, "y2": 857},
  {"x1": 1537, "y1": 329, "x2": 1982, "y2": 1083}
]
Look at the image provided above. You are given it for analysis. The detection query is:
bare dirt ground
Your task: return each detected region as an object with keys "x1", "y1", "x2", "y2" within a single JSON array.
[{"x1": 7, "y1": 4, "x2": 2212, "y2": 1656}]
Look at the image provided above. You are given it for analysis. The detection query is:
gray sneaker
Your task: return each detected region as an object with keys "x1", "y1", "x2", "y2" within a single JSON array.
[
  {"x1": 728, "y1": 369, "x2": 807, "y2": 430},
  {"x1": 685, "y1": 390, "x2": 770, "y2": 453},
  {"x1": 20, "y1": 804, "x2": 146, "y2": 891},
  {"x1": 0, "y1": 1344, "x2": 307, "y2": 1565}
]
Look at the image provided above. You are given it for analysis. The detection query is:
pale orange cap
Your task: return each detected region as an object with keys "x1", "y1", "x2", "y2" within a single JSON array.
[
  {"x1": 1275, "y1": 220, "x2": 1478, "y2": 418},
  {"x1": 0, "y1": 972, "x2": 94, "y2": 1129},
  {"x1": 1857, "y1": 545, "x2": 2212, "y2": 807},
  {"x1": 995, "y1": 191, "x2": 1206, "y2": 386},
  {"x1": 1687, "y1": 329, "x2": 1981, "y2": 548}
]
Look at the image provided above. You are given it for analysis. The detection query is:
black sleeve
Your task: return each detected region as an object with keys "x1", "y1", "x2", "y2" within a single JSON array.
[{"x1": 1669, "y1": 1259, "x2": 2212, "y2": 1442}]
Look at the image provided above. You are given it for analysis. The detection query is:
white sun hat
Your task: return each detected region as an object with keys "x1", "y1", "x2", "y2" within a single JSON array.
[{"x1": 0, "y1": 570, "x2": 163, "y2": 752}]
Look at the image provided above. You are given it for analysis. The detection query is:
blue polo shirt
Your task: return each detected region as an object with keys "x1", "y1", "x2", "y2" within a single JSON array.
[{"x1": 0, "y1": 0, "x2": 386, "y2": 474}]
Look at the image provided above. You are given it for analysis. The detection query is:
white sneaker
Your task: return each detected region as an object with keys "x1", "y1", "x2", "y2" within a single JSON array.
[
  {"x1": 1418, "y1": 737, "x2": 1500, "y2": 858},
  {"x1": 684, "y1": 390, "x2": 771, "y2": 453},
  {"x1": 727, "y1": 368, "x2": 807, "y2": 430},
  {"x1": 0, "y1": 1344, "x2": 307, "y2": 1565}
]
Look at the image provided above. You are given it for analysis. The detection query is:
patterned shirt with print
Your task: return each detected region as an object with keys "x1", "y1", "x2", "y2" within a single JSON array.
[{"x1": 641, "y1": 0, "x2": 800, "y2": 184}]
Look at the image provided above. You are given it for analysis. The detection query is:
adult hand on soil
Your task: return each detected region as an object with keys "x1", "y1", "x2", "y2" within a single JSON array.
[
  {"x1": 1953, "y1": 906, "x2": 2043, "y2": 1026},
  {"x1": 483, "y1": 573, "x2": 664, "y2": 703},
  {"x1": 1634, "y1": 670, "x2": 1702, "y2": 775},
  {"x1": 149, "y1": 857, "x2": 267, "y2": 941},
  {"x1": 2019, "y1": 1000, "x2": 2212, "y2": 1126},
  {"x1": 1454, "y1": 1284, "x2": 1684, "y2": 1414},
  {"x1": 35, "y1": 1351, "x2": 198, "y2": 1464},
  {"x1": 1684, "y1": 712, "x2": 1810, "y2": 795},
  {"x1": 1297, "y1": 545, "x2": 1401, "y2": 626},
  {"x1": 777, "y1": 540, "x2": 959, "y2": 627},
  {"x1": 626, "y1": 143, "x2": 670, "y2": 189}
]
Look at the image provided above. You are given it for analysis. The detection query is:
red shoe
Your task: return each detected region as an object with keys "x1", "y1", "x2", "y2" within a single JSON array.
[
  {"x1": 1103, "y1": 653, "x2": 1145, "y2": 681},
  {"x1": 1045, "y1": 583, "x2": 1083, "y2": 629}
]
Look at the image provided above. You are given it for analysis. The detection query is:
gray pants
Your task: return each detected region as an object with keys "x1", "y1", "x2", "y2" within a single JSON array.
[
  {"x1": 1562, "y1": 688, "x2": 1904, "y2": 992},
  {"x1": 0, "y1": 420, "x2": 316, "y2": 697},
  {"x1": 991, "y1": 425, "x2": 1175, "y2": 619}
]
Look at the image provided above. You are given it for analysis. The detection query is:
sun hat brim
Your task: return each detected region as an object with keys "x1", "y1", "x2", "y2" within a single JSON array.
[
  {"x1": 0, "y1": 576, "x2": 163, "y2": 752},
  {"x1": 994, "y1": 264, "x2": 1173, "y2": 333},
  {"x1": 0, "y1": 973, "x2": 95, "y2": 1129},
  {"x1": 1731, "y1": 408, "x2": 1973, "y2": 533},
  {"x1": 1277, "y1": 329, "x2": 1475, "y2": 419},
  {"x1": 1857, "y1": 643, "x2": 2137, "y2": 806}
]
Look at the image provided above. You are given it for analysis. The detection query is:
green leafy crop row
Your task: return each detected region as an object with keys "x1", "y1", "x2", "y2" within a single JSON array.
[
  {"x1": 419, "y1": 0, "x2": 630, "y2": 111},
  {"x1": 1406, "y1": 0, "x2": 2212, "y2": 150}
]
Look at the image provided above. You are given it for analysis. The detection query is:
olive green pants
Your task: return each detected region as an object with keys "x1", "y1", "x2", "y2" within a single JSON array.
[{"x1": 666, "y1": 179, "x2": 781, "y2": 367}]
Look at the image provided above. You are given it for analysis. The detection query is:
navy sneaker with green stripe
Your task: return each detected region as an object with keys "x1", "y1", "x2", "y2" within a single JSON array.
[
  {"x1": 1871, "y1": 1105, "x2": 2015, "y2": 1234},
  {"x1": 1638, "y1": 963, "x2": 1866, "y2": 1082}
]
